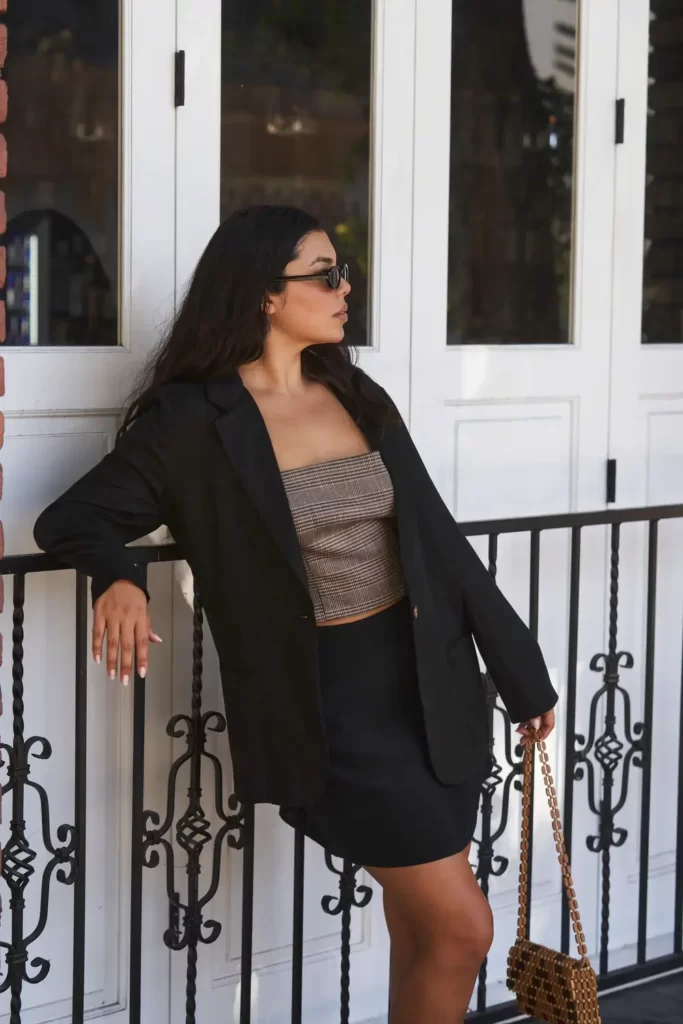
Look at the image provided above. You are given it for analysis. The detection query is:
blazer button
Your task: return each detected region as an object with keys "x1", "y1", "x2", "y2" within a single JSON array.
[{"x1": 412, "y1": 605, "x2": 419, "y2": 619}]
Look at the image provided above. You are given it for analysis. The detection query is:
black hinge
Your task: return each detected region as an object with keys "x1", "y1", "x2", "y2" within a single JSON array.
[
  {"x1": 615, "y1": 98, "x2": 625, "y2": 144},
  {"x1": 606, "y1": 459, "x2": 617, "y2": 503},
  {"x1": 174, "y1": 50, "x2": 186, "y2": 107}
]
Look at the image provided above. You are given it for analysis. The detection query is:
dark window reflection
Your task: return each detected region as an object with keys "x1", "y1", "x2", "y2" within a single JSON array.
[
  {"x1": 4, "y1": 1, "x2": 119, "y2": 346},
  {"x1": 642, "y1": 0, "x2": 683, "y2": 344},
  {"x1": 221, "y1": 2, "x2": 372, "y2": 346},
  {"x1": 447, "y1": 0, "x2": 577, "y2": 344}
]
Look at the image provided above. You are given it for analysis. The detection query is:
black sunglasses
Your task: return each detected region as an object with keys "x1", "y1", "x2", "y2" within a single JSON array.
[{"x1": 273, "y1": 263, "x2": 349, "y2": 290}]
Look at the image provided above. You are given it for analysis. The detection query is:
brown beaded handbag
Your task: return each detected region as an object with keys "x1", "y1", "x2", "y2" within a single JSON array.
[{"x1": 506, "y1": 731, "x2": 601, "y2": 1024}]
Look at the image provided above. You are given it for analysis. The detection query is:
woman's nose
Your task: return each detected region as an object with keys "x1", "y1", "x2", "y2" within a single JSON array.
[{"x1": 340, "y1": 277, "x2": 351, "y2": 297}]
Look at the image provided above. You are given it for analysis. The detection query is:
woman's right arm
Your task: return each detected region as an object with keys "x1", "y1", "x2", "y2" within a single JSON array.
[{"x1": 33, "y1": 391, "x2": 170, "y2": 684}]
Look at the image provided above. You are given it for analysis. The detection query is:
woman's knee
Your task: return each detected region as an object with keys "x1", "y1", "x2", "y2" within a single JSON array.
[{"x1": 424, "y1": 893, "x2": 493, "y2": 967}]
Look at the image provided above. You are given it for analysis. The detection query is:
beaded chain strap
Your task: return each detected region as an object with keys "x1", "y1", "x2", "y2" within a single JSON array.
[{"x1": 506, "y1": 730, "x2": 601, "y2": 1024}]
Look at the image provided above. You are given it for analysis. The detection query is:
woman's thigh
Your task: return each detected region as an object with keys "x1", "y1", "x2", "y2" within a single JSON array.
[{"x1": 365, "y1": 845, "x2": 493, "y2": 959}]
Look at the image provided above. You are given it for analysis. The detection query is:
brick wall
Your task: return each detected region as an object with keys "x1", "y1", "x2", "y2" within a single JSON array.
[{"x1": 0, "y1": 0, "x2": 7, "y2": 918}]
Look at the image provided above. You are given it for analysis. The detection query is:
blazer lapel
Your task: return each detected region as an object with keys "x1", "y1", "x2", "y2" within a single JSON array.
[
  {"x1": 206, "y1": 375, "x2": 310, "y2": 595},
  {"x1": 328, "y1": 378, "x2": 420, "y2": 563},
  {"x1": 205, "y1": 369, "x2": 416, "y2": 595}
]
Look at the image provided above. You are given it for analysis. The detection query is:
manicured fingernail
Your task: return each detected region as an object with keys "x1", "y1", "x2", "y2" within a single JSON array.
[
  {"x1": 109, "y1": 669, "x2": 116, "y2": 680},
  {"x1": 139, "y1": 667, "x2": 146, "y2": 678},
  {"x1": 122, "y1": 674, "x2": 129, "y2": 686},
  {"x1": 95, "y1": 654, "x2": 101, "y2": 664},
  {"x1": 152, "y1": 634, "x2": 163, "y2": 643}
]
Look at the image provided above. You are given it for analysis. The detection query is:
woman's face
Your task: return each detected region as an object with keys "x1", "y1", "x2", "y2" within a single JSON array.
[{"x1": 266, "y1": 230, "x2": 351, "y2": 347}]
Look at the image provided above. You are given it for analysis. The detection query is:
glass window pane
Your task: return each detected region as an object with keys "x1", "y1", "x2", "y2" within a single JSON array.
[
  {"x1": 447, "y1": 0, "x2": 578, "y2": 345},
  {"x1": 221, "y1": 2, "x2": 372, "y2": 346},
  {"x1": 4, "y1": 1, "x2": 119, "y2": 346},
  {"x1": 642, "y1": 0, "x2": 683, "y2": 344}
]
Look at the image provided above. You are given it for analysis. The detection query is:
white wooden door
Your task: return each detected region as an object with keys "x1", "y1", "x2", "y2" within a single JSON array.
[
  {"x1": 0, "y1": 2, "x2": 177, "y2": 1021},
  {"x1": 605, "y1": 0, "x2": 683, "y2": 966},
  {"x1": 172, "y1": 2, "x2": 415, "y2": 1021},
  {"x1": 408, "y1": 0, "x2": 619, "y2": 1006}
]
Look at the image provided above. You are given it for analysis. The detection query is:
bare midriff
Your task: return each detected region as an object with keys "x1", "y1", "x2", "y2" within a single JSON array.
[{"x1": 316, "y1": 595, "x2": 404, "y2": 628}]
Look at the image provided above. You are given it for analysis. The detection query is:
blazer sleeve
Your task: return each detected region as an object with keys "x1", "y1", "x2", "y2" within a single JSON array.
[
  {"x1": 33, "y1": 391, "x2": 170, "y2": 607},
  {"x1": 365, "y1": 371, "x2": 558, "y2": 724}
]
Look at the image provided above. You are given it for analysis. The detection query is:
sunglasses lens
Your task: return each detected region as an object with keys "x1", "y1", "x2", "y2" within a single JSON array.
[{"x1": 327, "y1": 267, "x2": 341, "y2": 289}]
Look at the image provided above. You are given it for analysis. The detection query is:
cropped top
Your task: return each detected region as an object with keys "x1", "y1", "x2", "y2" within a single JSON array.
[{"x1": 280, "y1": 450, "x2": 406, "y2": 623}]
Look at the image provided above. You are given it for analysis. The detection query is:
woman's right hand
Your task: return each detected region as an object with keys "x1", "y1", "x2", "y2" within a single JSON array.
[{"x1": 92, "y1": 579, "x2": 162, "y2": 685}]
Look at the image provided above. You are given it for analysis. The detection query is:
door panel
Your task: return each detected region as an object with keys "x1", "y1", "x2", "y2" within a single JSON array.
[
  {"x1": 0, "y1": 3, "x2": 177, "y2": 1022},
  {"x1": 409, "y1": 0, "x2": 619, "y2": 1000},
  {"x1": 606, "y1": 0, "x2": 683, "y2": 964},
  {"x1": 172, "y1": 2, "x2": 415, "y2": 1020}
]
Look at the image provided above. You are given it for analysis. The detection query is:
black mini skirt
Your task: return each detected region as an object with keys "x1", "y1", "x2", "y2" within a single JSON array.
[{"x1": 279, "y1": 597, "x2": 488, "y2": 868}]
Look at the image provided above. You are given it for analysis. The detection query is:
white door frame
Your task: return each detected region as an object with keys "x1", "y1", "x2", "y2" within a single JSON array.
[
  {"x1": 171, "y1": 2, "x2": 417, "y2": 1021},
  {"x1": 409, "y1": 0, "x2": 621, "y2": 999},
  {"x1": 1, "y1": 3, "x2": 178, "y2": 1021}
]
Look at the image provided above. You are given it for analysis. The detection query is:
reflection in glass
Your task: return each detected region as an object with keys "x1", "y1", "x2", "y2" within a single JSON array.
[
  {"x1": 221, "y1": 2, "x2": 372, "y2": 346},
  {"x1": 642, "y1": 1, "x2": 683, "y2": 344},
  {"x1": 4, "y1": 2, "x2": 119, "y2": 346},
  {"x1": 447, "y1": 0, "x2": 577, "y2": 344}
]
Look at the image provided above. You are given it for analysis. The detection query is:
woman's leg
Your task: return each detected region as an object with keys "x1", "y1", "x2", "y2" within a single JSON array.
[
  {"x1": 382, "y1": 884, "x2": 417, "y2": 1013},
  {"x1": 365, "y1": 844, "x2": 492, "y2": 1024}
]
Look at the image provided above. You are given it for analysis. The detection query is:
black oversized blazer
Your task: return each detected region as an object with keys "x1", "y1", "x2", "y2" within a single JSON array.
[{"x1": 34, "y1": 368, "x2": 557, "y2": 807}]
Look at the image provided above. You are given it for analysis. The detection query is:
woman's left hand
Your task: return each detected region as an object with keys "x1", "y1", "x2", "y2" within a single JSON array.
[{"x1": 516, "y1": 708, "x2": 555, "y2": 746}]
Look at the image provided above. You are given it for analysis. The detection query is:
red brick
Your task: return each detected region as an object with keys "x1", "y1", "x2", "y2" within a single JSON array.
[
  {"x1": 0, "y1": 301, "x2": 5, "y2": 344},
  {"x1": 0, "y1": 0, "x2": 7, "y2": 11},
  {"x1": 0, "y1": 134, "x2": 6, "y2": 178},
  {"x1": 0, "y1": 247, "x2": 5, "y2": 289},
  {"x1": 0, "y1": 26, "x2": 6, "y2": 69},
  {"x1": 0, "y1": 81, "x2": 6, "y2": 126},
  {"x1": 0, "y1": 191, "x2": 4, "y2": 233}
]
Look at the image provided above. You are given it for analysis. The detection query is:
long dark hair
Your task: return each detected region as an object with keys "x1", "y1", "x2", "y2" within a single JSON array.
[{"x1": 118, "y1": 205, "x2": 394, "y2": 438}]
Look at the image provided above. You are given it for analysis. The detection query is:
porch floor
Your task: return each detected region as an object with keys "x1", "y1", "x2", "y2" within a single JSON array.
[{"x1": 531, "y1": 970, "x2": 683, "y2": 1024}]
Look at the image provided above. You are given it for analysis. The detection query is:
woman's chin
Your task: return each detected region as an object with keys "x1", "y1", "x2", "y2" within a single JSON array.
[{"x1": 313, "y1": 330, "x2": 346, "y2": 346}]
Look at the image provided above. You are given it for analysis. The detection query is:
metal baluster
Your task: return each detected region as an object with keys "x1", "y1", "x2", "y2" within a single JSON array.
[
  {"x1": 473, "y1": 533, "x2": 525, "y2": 1012},
  {"x1": 675, "y1": 604, "x2": 683, "y2": 956},
  {"x1": 525, "y1": 530, "x2": 540, "y2": 939},
  {"x1": 129, "y1": 565, "x2": 148, "y2": 1024},
  {"x1": 240, "y1": 802, "x2": 255, "y2": 1024},
  {"x1": 576, "y1": 523, "x2": 641, "y2": 977},
  {"x1": 638, "y1": 521, "x2": 658, "y2": 963},
  {"x1": 72, "y1": 573, "x2": 89, "y2": 1023},
  {"x1": 0, "y1": 573, "x2": 77, "y2": 1023},
  {"x1": 291, "y1": 829, "x2": 305, "y2": 1024},
  {"x1": 4, "y1": 574, "x2": 30, "y2": 1024},
  {"x1": 139, "y1": 583, "x2": 243, "y2": 1023},
  {"x1": 321, "y1": 855, "x2": 372, "y2": 1024},
  {"x1": 561, "y1": 527, "x2": 581, "y2": 954}
]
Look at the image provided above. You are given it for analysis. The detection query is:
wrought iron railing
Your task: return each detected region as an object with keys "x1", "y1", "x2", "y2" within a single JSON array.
[{"x1": 1, "y1": 502, "x2": 683, "y2": 1024}]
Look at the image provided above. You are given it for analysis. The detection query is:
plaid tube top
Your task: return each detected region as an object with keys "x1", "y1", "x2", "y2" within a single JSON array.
[{"x1": 281, "y1": 450, "x2": 407, "y2": 623}]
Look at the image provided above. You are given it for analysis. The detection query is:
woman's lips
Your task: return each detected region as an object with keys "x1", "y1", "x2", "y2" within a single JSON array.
[{"x1": 333, "y1": 309, "x2": 348, "y2": 322}]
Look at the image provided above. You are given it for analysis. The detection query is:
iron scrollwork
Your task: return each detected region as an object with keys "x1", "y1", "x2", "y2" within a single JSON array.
[
  {"x1": 141, "y1": 592, "x2": 244, "y2": 1020},
  {"x1": 0, "y1": 575, "x2": 77, "y2": 1022},
  {"x1": 573, "y1": 523, "x2": 645, "y2": 973}
]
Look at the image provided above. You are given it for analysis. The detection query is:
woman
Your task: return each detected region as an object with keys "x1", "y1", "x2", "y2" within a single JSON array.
[{"x1": 34, "y1": 205, "x2": 557, "y2": 1022}]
